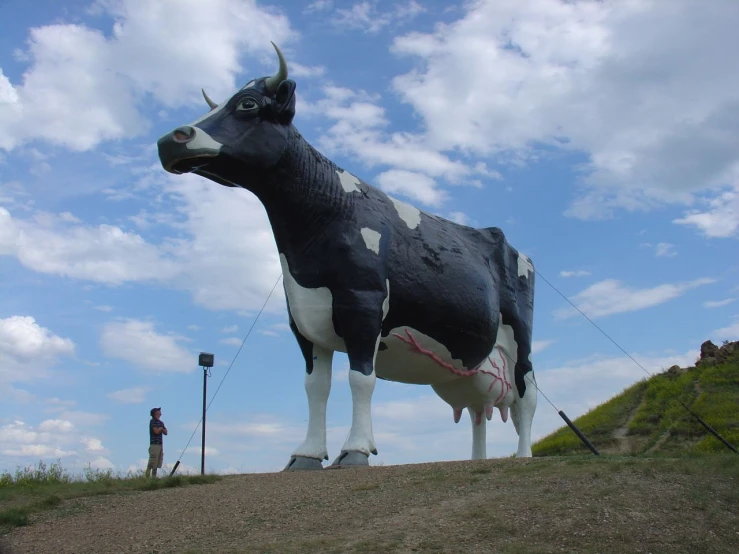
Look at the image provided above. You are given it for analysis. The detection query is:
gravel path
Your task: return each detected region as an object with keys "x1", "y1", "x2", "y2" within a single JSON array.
[{"x1": 3, "y1": 458, "x2": 738, "y2": 553}]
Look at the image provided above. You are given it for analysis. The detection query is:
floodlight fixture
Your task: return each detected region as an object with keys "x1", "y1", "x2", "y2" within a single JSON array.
[{"x1": 199, "y1": 352, "x2": 214, "y2": 368}]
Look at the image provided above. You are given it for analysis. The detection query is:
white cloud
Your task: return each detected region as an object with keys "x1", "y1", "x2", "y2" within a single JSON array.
[
  {"x1": 44, "y1": 397, "x2": 77, "y2": 412},
  {"x1": 220, "y1": 337, "x2": 243, "y2": 346},
  {"x1": 158, "y1": 173, "x2": 284, "y2": 312},
  {"x1": 389, "y1": 0, "x2": 739, "y2": 221},
  {"x1": 0, "y1": 180, "x2": 32, "y2": 211},
  {"x1": 555, "y1": 277, "x2": 715, "y2": 319},
  {"x1": 332, "y1": 1, "x2": 424, "y2": 34},
  {"x1": 0, "y1": 315, "x2": 75, "y2": 383},
  {"x1": 37, "y1": 419, "x2": 75, "y2": 433},
  {"x1": 0, "y1": 0, "x2": 296, "y2": 152},
  {"x1": 641, "y1": 242, "x2": 678, "y2": 257},
  {"x1": 100, "y1": 319, "x2": 195, "y2": 373},
  {"x1": 0, "y1": 206, "x2": 180, "y2": 285},
  {"x1": 713, "y1": 318, "x2": 739, "y2": 341},
  {"x1": 0, "y1": 69, "x2": 19, "y2": 104},
  {"x1": 1, "y1": 170, "x2": 285, "y2": 312},
  {"x1": 187, "y1": 446, "x2": 220, "y2": 457},
  {"x1": 376, "y1": 169, "x2": 447, "y2": 207},
  {"x1": 220, "y1": 325, "x2": 238, "y2": 334},
  {"x1": 305, "y1": 0, "x2": 332, "y2": 12},
  {"x1": 447, "y1": 211, "x2": 470, "y2": 225},
  {"x1": 290, "y1": 62, "x2": 326, "y2": 78},
  {"x1": 94, "y1": 305, "x2": 114, "y2": 312},
  {"x1": 0, "y1": 385, "x2": 36, "y2": 404},
  {"x1": 703, "y1": 298, "x2": 735, "y2": 309},
  {"x1": 560, "y1": 270, "x2": 591, "y2": 278},
  {"x1": 654, "y1": 242, "x2": 678, "y2": 257},
  {"x1": 674, "y1": 186, "x2": 739, "y2": 238},
  {"x1": 532, "y1": 340, "x2": 556, "y2": 355},
  {"x1": 0, "y1": 419, "x2": 109, "y2": 469},
  {"x1": 0, "y1": 30, "x2": 145, "y2": 151},
  {"x1": 332, "y1": 361, "x2": 350, "y2": 382},
  {"x1": 194, "y1": 415, "x2": 305, "y2": 445},
  {"x1": 2, "y1": 444, "x2": 77, "y2": 458},
  {"x1": 307, "y1": 86, "x2": 491, "y2": 189},
  {"x1": 54, "y1": 411, "x2": 110, "y2": 427},
  {"x1": 81, "y1": 438, "x2": 107, "y2": 454},
  {"x1": 88, "y1": 456, "x2": 115, "y2": 470},
  {"x1": 107, "y1": 387, "x2": 149, "y2": 404},
  {"x1": 258, "y1": 323, "x2": 290, "y2": 337}
]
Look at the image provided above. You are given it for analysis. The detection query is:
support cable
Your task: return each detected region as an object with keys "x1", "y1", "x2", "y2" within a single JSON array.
[
  {"x1": 169, "y1": 273, "x2": 284, "y2": 475},
  {"x1": 534, "y1": 268, "x2": 737, "y2": 455}
]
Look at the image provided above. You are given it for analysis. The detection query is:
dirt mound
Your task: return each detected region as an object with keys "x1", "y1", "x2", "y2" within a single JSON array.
[{"x1": 3, "y1": 456, "x2": 738, "y2": 554}]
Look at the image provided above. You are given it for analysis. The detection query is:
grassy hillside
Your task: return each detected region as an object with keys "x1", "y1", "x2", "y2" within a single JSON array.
[{"x1": 533, "y1": 340, "x2": 739, "y2": 457}]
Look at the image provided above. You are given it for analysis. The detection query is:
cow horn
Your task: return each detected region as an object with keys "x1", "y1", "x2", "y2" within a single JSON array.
[
  {"x1": 264, "y1": 41, "x2": 288, "y2": 94},
  {"x1": 202, "y1": 89, "x2": 218, "y2": 110}
]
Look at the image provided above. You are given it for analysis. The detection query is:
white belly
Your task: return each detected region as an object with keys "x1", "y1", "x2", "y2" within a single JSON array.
[{"x1": 375, "y1": 326, "x2": 470, "y2": 384}]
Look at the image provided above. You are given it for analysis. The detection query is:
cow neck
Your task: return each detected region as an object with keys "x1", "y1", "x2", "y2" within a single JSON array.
[{"x1": 258, "y1": 127, "x2": 356, "y2": 255}]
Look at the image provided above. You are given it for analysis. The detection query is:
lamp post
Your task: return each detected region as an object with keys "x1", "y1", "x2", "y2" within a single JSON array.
[{"x1": 198, "y1": 352, "x2": 214, "y2": 475}]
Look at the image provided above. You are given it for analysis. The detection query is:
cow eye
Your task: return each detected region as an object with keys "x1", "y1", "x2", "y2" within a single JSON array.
[{"x1": 236, "y1": 99, "x2": 258, "y2": 112}]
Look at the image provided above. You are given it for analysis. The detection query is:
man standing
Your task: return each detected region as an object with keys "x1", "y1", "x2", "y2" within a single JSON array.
[{"x1": 145, "y1": 407, "x2": 167, "y2": 478}]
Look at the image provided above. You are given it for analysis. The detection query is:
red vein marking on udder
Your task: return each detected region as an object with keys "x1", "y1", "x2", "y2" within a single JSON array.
[
  {"x1": 392, "y1": 329, "x2": 513, "y2": 402},
  {"x1": 393, "y1": 329, "x2": 480, "y2": 377},
  {"x1": 486, "y1": 347, "x2": 512, "y2": 403}
]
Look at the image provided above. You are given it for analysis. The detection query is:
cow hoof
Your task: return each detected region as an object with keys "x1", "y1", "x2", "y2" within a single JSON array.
[
  {"x1": 283, "y1": 456, "x2": 324, "y2": 471},
  {"x1": 328, "y1": 451, "x2": 370, "y2": 468}
]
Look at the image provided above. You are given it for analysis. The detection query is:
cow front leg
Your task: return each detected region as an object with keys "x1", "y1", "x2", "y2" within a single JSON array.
[
  {"x1": 330, "y1": 367, "x2": 377, "y2": 467},
  {"x1": 284, "y1": 321, "x2": 334, "y2": 471},
  {"x1": 330, "y1": 296, "x2": 385, "y2": 468},
  {"x1": 468, "y1": 407, "x2": 487, "y2": 460}
]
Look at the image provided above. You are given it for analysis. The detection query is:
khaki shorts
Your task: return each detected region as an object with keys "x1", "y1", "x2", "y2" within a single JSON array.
[{"x1": 147, "y1": 444, "x2": 163, "y2": 469}]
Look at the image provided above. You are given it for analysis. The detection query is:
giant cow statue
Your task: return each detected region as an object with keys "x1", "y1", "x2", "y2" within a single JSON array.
[{"x1": 157, "y1": 44, "x2": 537, "y2": 469}]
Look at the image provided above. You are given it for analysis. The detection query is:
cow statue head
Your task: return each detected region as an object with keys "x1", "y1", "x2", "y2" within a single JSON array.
[{"x1": 157, "y1": 42, "x2": 297, "y2": 188}]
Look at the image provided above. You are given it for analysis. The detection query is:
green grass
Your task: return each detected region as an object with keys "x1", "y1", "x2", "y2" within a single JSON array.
[
  {"x1": 0, "y1": 459, "x2": 222, "y2": 534},
  {"x1": 533, "y1": 349, "x2": 739, "y2": 457},
  {"x1": 532, "y1": 379, "x2": 648, "y2": 455}
]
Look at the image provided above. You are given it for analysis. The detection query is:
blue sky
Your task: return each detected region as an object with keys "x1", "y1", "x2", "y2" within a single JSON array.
[{"x1": 1, "y1": 0, "x2": 737, "y2": 475}]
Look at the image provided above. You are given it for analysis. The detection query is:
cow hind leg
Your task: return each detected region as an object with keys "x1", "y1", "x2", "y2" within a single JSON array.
[
  {"x1": 284, "y1": 321, "x2": 334, "y2": 471},
  {"x1": 468, "y1": 407, "x2": 487, "y2": 460},
  {"x1": 513, "y1": 372, "x2": 537, "y2": 458}
]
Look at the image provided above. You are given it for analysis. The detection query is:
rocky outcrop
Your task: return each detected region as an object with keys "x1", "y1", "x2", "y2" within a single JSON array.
[
  {"x1": 666, "y1": 364, "x2": 688, "y2": 377},
  {"x1": 695, "y1": 339, "x2": 738, "y2": 367}
]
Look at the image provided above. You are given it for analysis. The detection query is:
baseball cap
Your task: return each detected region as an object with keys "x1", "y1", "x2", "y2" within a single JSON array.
[{"x1": 150, "y1": 407, "x2": 161, "y2": 417}]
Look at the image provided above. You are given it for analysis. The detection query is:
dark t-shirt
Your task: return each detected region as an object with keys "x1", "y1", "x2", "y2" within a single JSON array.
[{"x1": 150, "y1": 418, "x2": 165, "y2": 445}]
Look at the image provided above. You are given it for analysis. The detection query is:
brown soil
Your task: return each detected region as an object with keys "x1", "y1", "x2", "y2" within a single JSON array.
[
  {"x1": 611, "y1": 394, "x2": 647, "y2": 456},
  {"x1": 2, "y1": 456, "x2": 738, "y2": 554}
]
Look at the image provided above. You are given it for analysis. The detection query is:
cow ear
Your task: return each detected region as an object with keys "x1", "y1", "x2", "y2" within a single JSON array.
[{"x1": 272, "y1": 79, "x2": 296, "y2": 124}]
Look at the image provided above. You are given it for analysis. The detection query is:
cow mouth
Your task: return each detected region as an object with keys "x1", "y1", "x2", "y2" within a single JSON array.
[{"x1": 165, "y1": 155, "x2": 216, "y2": 174}]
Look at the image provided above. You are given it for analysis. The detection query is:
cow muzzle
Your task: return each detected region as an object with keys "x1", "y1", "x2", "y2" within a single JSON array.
[{"x1": 157, "y1": 125, "x2": 223, "y2": 174}]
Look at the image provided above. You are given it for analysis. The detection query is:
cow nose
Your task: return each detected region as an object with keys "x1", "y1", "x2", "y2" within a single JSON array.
[{"x1": 172, "y1": 126, "x2": 195, "y2": 144}]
